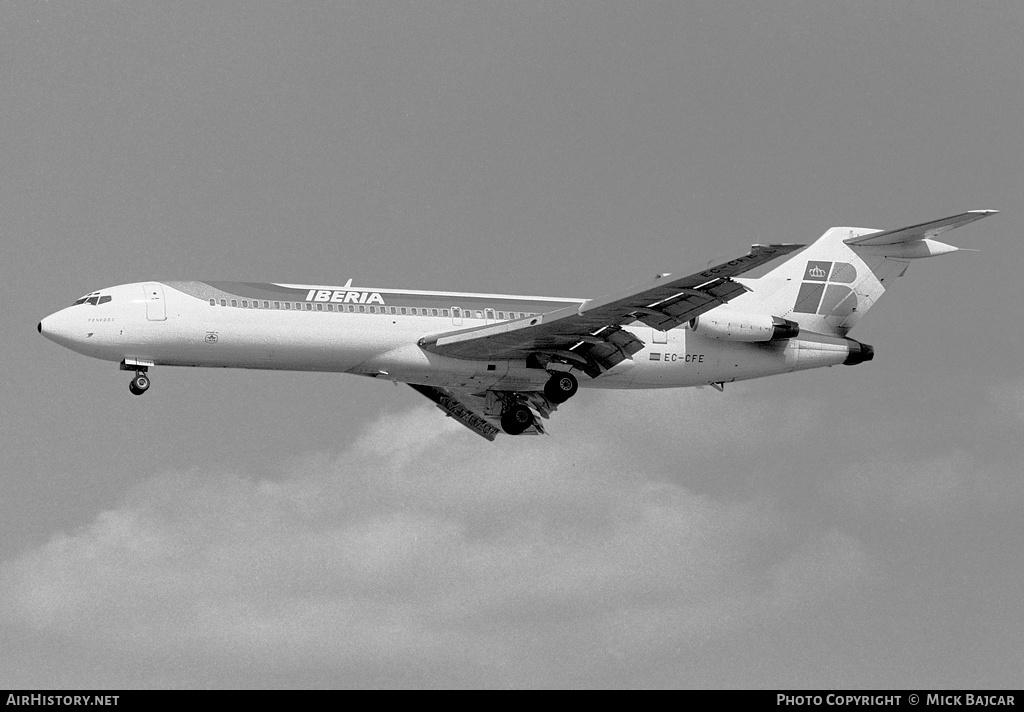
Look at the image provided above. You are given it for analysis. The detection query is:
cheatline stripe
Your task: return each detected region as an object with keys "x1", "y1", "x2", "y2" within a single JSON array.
[{"x1": 273, "y1": 283, "x2": 583, "y2": 303}]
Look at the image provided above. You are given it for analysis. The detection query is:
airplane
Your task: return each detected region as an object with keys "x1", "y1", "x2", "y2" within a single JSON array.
[{"x1": 38, "y1": 210, "x2": 995, "y2": 440}]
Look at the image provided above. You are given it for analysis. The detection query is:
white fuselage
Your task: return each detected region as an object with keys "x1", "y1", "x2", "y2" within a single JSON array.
[{"x1": 39, "y1": 281, "x2": 856, "y2": 392}]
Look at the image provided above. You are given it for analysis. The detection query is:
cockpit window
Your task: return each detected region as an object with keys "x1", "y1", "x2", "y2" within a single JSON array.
[{"x1": 72, "y1": 292, "x2": 112, "y2": 306}]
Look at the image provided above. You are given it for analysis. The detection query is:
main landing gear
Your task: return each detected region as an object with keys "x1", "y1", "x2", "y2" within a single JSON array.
[
  {"x1": 543, "y1": 372, "x2": 578, "y2": 404},
  {"x1": 128, "y1": 370, "x2": 150, "y2": 396},
  {"x1": 499, "y1": 372, "x2": 580, "y2": 436},
  {"x1": 500, "y1": 403, "x2": 535, "y2": 436}
]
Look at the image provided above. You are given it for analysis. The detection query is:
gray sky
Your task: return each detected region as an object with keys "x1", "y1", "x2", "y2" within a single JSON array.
[{"x1": 2, "y1": 1, "x2": 1023, "y2": 689}]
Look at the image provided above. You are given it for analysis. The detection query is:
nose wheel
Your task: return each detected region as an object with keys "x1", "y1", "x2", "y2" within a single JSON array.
[{"x1": 129, "y1": 372, "x2": 150, "y2": 396}]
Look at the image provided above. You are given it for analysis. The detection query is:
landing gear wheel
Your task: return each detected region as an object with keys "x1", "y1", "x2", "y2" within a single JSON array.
[
  {"x1": 130, "y1": 373, "x2": 150, "y2": 396},
  {"x1": 500, "y1": 403, "x2": 535, "y2": 435},
  {"x1": 543, "y1": 372, "x2": 578, "y2": 404}
]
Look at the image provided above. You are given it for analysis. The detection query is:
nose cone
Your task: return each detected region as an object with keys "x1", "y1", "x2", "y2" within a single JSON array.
[
  {"x1": 39, "y1": 310, "x2": 79, "y2": 348},
  {"x1": 39, "y1": 313, "x2": 58, "y2": 342}
]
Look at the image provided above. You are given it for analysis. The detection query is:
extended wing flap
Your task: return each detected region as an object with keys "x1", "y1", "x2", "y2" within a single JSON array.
[
  {"x1": 408, "y1": 383, "x2": 501, "y2": 441},
  {"x1": 843, "y1": 210, "x2": 997, "y2": 246},
  {"x1": 627, "y1": 278, "x2": 751, "y2": 330}
]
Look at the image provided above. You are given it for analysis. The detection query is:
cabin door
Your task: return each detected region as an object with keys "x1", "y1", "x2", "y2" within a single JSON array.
[{"x1": 143, "y1": 283, "x2": 167, "y2": 321}]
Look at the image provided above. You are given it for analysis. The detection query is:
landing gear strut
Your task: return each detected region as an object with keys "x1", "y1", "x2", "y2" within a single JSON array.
[
  {"x1": 500, "y1": 403, "x2": 534, "y2": 435},
  {"x1": 543, "y1": 372, "x2": 578, "y2": 404},
  {"x1": 128, "y1": 370, "x2": 150, "y2": 396}
]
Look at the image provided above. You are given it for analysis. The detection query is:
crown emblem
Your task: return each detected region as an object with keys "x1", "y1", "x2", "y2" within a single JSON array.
[{"x1": 808, "y1": 266, "x2": 827, "y2": 278}]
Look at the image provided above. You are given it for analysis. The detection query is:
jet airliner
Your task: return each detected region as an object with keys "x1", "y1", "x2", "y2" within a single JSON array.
[{"x1": 39, "y1": 210, "x2": 995, "y2": 440}]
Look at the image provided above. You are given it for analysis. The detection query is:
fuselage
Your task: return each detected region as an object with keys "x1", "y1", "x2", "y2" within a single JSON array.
[{"x1": 39, "y1": 280, "x2": 859, "y2": 392}]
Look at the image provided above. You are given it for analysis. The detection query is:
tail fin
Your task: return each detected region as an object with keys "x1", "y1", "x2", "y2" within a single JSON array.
[{"x1": 743, "y1": 210, "x2": 996, "y2": 336}]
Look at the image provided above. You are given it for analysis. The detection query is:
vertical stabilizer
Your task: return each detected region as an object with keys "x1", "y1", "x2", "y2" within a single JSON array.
[{"x1": 735, "y1": 211, "x2": 995, "y2": 336}]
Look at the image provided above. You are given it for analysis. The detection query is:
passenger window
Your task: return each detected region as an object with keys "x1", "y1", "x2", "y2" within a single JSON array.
[
  {"x1": 220, "y1": 299, "x2": 227, "y2": 307},
  {"x1": 231, "y1": 299, "x2": 238, "y2": 307},
  {"x1": 264, "y1": 301, "x2": 270, "y2": 308},
  {"x1": 400, "y1": 307, "x2": 407, "y2": 315},
  {"x1": 305, "y1": 303, "x2": 312, "y2": 311},
  {"x1": 284, "y1": 302, "x2": 291, "y2": 310},
  {"x1": 359, "y1": 305, "x2": 366, "y2": 313},
  {"x1": 431, "y1": 308, "x2": 438, "y2": 317},
  {"x1": 242, "y1": 300, "x2": 248, "y2": 308},
  {"x1": 317, "y1": 303, "x2": 323, "y2": 311},
  {"x1": 274, "y1": 301, "x2": 280, "y2": 309}
]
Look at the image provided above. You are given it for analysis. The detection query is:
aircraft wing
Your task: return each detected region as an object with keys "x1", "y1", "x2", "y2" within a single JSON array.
[
  {"x1": 844, "y1": 210, "x2": 997, "y2": 246},
  {"x1": 409, "y1": 383, "x2": 551, "y2": 440},
  {"x1": 418, "y1": 243, "x2": 803, "y2": 378}
]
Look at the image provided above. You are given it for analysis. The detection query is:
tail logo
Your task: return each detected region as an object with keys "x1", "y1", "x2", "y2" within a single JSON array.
[
  {"x1": 794, "y1": 261, "x2": 859, "y2": 315},
  {"x1": 804, "y1": 261, "x2": 832, "y2": 281}
]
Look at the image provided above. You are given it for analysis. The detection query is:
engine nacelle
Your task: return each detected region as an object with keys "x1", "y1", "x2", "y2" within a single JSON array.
[{"x1": 688, "y1": 312, "x2": 800, "y2": 342}]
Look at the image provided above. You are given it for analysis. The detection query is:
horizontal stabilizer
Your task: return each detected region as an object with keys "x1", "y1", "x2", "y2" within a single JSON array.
[{"x1": 844, "y1": 210, "x2": 997, "y2": 246}]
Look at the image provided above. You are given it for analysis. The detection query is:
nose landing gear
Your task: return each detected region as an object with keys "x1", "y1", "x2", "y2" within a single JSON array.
[
  {"x1": 128, "y1": 372, "x2": 150, "y2": 396},
  {"x1": 121, "y1": 359, "x2": 154, "y2": 396}
]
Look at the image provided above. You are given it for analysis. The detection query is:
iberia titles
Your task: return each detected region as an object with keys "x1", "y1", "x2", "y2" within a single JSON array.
[{"x1": 305, "y1": 288, "x2": 386, "y2": 305}]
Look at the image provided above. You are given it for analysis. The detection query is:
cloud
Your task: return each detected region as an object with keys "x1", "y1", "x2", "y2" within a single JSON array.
[{"x1": 0, "y1": 388, "x2": 869, "y2": 687}]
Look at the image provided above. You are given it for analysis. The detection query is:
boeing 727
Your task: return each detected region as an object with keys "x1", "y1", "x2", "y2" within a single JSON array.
[{"x1": 38, "y1": 210, "x2": 995, "y2": 440}]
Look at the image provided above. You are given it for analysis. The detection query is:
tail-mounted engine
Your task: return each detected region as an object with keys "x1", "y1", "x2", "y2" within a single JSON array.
[{"x1": 688, "y1": 312, "x2": 800, "y2": 342}]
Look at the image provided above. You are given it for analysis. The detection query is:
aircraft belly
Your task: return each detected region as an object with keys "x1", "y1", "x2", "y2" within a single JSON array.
[
  {"x1": 628, "y1": 333, "x2": 850, "y2": 387},
  {"x1": 138, "y1": 308, "x2": 394, "y2": 372},
  {"x1": 604, "y1": 330, "x2": 722, "y2": 389},
  {"x1": 605, "y1": 331, "x2": 809, "y2": 389},
  {"x1": 354, "y1": 343, "x2": 551, "y2": 391}
]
